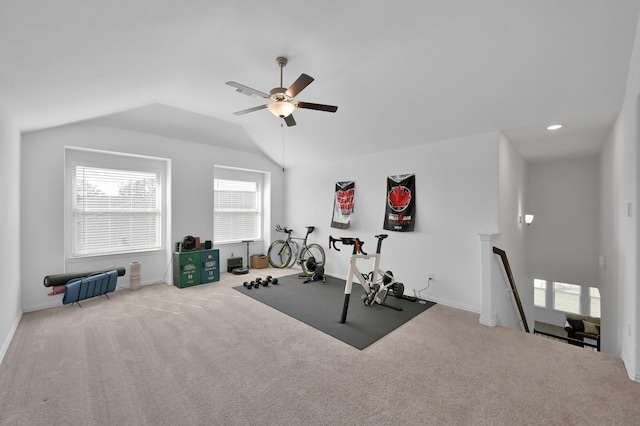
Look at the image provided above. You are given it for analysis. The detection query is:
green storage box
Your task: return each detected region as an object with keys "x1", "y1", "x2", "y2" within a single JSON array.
[
  {"x1": 173, "y1": 251, "x2": 201, "y2": 288},
  {"x1": 200, "y1": 249, "x2": 220, "y2": 283}
]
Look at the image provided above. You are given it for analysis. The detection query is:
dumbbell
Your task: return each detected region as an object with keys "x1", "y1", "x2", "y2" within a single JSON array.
[
  {"x1": 260, "y1": 278, "x2": 269, "y2": 287},
  {"x1": 263, "y1": 275, "x2": 279, "y2": 285},
  {"x1": 252, "y1": 280, "x2": 259, "y2": 289},
  {"x1": 243, "y1": 281, "x2": 252, "y2": 289}
]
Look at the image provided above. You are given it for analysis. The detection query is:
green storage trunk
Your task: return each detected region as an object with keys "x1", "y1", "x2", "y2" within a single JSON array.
[
  {"x1": 200, "y1": 249, "x2": 220, "y2": 283},
  {"x1": 173, "y1": 251, "x2": 201, "y2": 288}
]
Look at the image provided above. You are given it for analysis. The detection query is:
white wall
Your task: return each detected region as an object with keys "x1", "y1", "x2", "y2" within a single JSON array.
[
  {"x1": 282, "y1": 132, "x2": 500, "y2": 313},
  {"x1": 0, "y1": 103, "x2": 21, "y2": 364},
  {"x1": 628, "y1": 7, "x2": 640, "y2": 383},
  {"x1": 600, "y1": 6, "x2": 640, "y2": 380},
  {"x1": 601, "y1": 97, "x2": 638, "y2": 380},
  {"x1": 527, "y1": 157, "x2": 600, "y2": 287},
  {"x1": 495, "y1": 133, "x2": 532, "y2": 331},
  {"x1": 20, "y1": 123, "x2": 284, "y2": 312},
  {"x1": 599, "y1": 125, "x2": 622, "y2": 355}
]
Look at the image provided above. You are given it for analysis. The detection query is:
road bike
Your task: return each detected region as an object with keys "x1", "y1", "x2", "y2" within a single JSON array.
[{"x1": 268, "y1": 225, "x2": 325, "y2": 276}]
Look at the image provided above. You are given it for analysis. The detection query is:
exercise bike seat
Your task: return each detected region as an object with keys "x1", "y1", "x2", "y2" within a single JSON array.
[{"x1": 374, "y1": 234, "x2": 388, "y2": 239}]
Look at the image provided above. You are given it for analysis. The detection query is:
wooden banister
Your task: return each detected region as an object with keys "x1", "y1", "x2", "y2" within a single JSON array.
[{"x1": 492, "y1": 246, "x2": 529, "y2": 333}]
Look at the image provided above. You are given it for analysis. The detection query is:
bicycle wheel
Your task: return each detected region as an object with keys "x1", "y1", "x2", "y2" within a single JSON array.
[
  {"x1": 268, "y1": 240, "x2": 293, "y2": 268},
  {"x1": 287, "y1": 240, "x2": 299, "y2": 268},
  {"x1": 300, "y1": 243, "x2": 326, "y2": 275}
]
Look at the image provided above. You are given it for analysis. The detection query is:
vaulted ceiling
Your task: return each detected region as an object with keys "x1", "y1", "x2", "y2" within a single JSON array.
[{"x1": 1, "y1": 1, "x2": 639, "y2": 166}]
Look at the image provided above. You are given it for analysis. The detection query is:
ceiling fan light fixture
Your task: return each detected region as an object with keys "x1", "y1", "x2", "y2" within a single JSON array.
[{"x1": 267, "y1": 101, "x2": 296, "y2": 118}]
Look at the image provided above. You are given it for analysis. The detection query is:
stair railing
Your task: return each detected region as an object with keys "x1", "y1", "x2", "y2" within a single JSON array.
[{"x1": 492, "y1": 246, "x2": 529, "y2": 333}]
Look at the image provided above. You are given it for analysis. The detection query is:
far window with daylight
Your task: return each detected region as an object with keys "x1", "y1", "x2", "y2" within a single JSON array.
[
  {"x1": 553, "y1": 282, "x2": 581, "y2": 314},
  {"x1": 213, "y1": 175, "x2": 262, "y2": 244},
  {"x1": 534, "y1": 279, "x2": 547, "y2": 308},
  {"x1": 533, "y1": 279, "x2": 601, "y2": 317},
  {"x1": 590, "y1": 287, "x2": 601, "y2": 317}
]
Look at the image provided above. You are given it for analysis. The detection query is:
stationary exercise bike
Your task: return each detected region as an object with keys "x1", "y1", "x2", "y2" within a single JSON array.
[{"x1": 329, "y1": 233, "x2": 404, "y2": 323}]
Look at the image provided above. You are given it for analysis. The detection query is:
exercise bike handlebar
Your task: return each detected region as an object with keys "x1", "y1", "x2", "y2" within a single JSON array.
[{"x1": 328, "y1": 235, "x2": 367, "y2": 255}]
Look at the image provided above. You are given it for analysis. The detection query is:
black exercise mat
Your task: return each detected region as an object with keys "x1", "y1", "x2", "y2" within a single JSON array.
[{"x1": 233, "y1": 274, "x2": 435, "y2": 350}]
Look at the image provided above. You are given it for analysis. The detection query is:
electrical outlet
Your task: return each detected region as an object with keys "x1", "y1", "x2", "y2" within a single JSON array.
[{"x1": 428, "y1": 272, "x2": 435, "y2": 280}]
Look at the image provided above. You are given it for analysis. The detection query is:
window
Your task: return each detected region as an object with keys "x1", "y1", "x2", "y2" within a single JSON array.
[
  {"x1": 533, "y1": 278, "x2": 601, "y2": 317},
  {"x1": 66, "y1": 148, "x2": 166, "y2": 258},
  {"x1": 213, "y1": 177, "x2": 261, "y2": 243},
  {"x1": 534, "y1": 279, "x2": 547, "y2": 307},
  {"x1": 590, "y1": 287, "x2": 601, "y2": 317},
  {"x1": 553, "y1": 282, "x2": 581, "y2": 314}
]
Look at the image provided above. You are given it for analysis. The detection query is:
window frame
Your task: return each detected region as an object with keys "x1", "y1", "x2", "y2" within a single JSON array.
[
  {"x1": 552, "y1": 281, "x2": 582, "y2": 314},
  {"x1": 589, "y1": 287, "x2": 601, "y2": 318},
  {"x1": 533, "y1": 279, "x2": 547, "y2": 308},
  {"x1": 213, "y1": 166, "x2": 265, "y2": 245},
  {"x1": 65, "y1": 147, "x2": 168, "y2": 260},
  {"x1": 532, "y1": 278, "x2": 601, "y2": 317}
]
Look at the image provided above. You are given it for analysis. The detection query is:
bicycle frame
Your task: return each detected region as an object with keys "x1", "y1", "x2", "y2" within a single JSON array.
[
  {"x1": 290, "y1": 235, "x2": 308, "y2": 265},
  {"x1": 282, "y1": 227, "x2": 312, "y2": 266},
  {"x1": 269, "y1": 225, "x2": 325, "y2": 276},
  {"x1": 329, "y1": 234, "x2": 402, "y2": 323}
]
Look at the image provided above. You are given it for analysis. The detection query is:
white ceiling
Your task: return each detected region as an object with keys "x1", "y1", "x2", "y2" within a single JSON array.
[{"x1": 1, "y1": 0, "x2": 639, "y2": 165}]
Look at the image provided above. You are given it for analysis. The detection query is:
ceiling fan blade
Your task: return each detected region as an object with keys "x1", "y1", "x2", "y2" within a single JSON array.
[
  {"x1": 296, "y1": 102, "x2": 338, "y2": 113},
  {"x1": 233, "y1": 104, "x2": 268, "y2": 115},
  {"x1": 284, "y1": 114, "x2": 297, "y2": 127},
  {"x1": 226, "y1": 81, "x2": 269, "y2": 99},
  {"x1": 286, "y1": 74, "x2": 314, "y2": 98}
]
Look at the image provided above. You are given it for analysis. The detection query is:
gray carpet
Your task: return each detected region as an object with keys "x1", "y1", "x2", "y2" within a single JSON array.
[
  {"x1": 233, "y1": 274, "x2": 436, "y2": 349},
  {"x1": 2, "y1": 268, "x2": 640, "y2": 425}
]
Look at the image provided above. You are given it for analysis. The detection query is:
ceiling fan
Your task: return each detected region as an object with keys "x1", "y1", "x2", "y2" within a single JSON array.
[{"x1": 226, "y1": 56, "x2": 338, "y2": 127}]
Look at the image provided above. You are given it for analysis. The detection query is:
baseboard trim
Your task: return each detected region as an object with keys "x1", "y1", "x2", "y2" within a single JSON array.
[
  {"x1": 24, "y1": 286, "x2": 140, "y2": 313},
  {"x1": 479, "y1": 316, "x2": 497, "y2": 327},
  {"x1": 0, "y1": 310, "x2": 23, "y2": 366},
  {"x1": 22, "y1": 300, "x2": 61, "y2": 313},
  {"x1": 424, "y1": 295, "x2": 480, "y2": 315},
  {"x1": 327, "y1": 272, "x2": 480, "y2": 316}
]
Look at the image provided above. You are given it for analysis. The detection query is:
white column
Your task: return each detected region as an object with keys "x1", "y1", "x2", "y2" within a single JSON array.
[{"x1": 478, "y1": 233, "x2": 501, "y2": 327}]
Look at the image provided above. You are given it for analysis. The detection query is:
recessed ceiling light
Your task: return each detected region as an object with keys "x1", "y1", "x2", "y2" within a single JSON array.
[{"x1": 546, "y1": 124, "x2": 562, "y2": 130}]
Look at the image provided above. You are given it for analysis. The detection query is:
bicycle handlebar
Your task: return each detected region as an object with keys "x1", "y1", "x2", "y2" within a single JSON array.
[
  {"x1": 276, "y1": 224, "x2": 316, "y2": 236},
  {"x1": 328, "y1": 235, "x2": 367, "y2": 255},
  {"x1": 275, "y1": 224, "x2": 293, "y2": 235}
]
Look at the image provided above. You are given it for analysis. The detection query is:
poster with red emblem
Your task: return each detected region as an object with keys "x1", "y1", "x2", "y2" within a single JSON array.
[
  {"x1": 331, "y1": 181, "x2": 355, "y2": 229},
  {"x1": 383, "y1": 174, "x2": 415, "y2": 232}
]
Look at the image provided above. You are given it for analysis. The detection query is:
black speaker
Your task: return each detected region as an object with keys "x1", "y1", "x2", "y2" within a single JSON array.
[{"x1": 204, "y1": 240, "x2": 212, "y2": 249}]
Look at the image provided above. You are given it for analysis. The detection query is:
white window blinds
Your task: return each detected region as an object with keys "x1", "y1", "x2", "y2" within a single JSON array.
[
  {"x1": 214, "y1": 178, "x2": 260, "y2": 243},
  {"x1": 72, "y1": 166, "x2": 161, "y2": 256}
]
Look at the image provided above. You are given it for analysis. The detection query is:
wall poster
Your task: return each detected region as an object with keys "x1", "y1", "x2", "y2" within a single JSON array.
[
  {"x1": 331, "y1": 181, "x2": 355, "y2": 229},
  {"x1": 383, "y1": 173, "x2": 415, "y2": 232}
]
